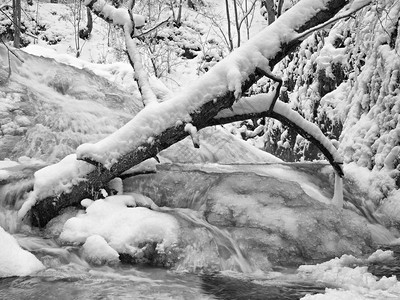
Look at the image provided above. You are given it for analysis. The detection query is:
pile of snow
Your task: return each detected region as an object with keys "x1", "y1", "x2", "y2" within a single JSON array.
[
  {"x1": 299, "y1": 250, "x2": 400, "y2": 299},
  {"x1": 59, "y1": 194, "x2": 180, "y2": 265},
  {"x1": 0, "y1": 226, "x2": 44, "y2": 277}
]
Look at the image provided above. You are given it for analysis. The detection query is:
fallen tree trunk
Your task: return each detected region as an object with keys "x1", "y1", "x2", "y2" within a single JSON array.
[{"x1": 26, "y1": 0, "x2": 367, "y2": 227}]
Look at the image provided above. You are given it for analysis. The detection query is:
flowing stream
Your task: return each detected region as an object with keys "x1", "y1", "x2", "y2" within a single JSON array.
[
  {"x1": 159, "y1": 207, "x2": 254, "y2": 274},
  {"x1": 1, "y1": 163, "x2": 399, "y2": 299},
  {"x1": 0, "y1": 207, "x2": 328, "y2": 300}
]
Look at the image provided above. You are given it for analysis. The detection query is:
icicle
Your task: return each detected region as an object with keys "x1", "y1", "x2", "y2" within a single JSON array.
[
  {"x1": 331, "y1": 172, "x2": 344, "y2": 209},
  {"x1": 184, "y1": 123, "x2": 200, "y2": 148}
]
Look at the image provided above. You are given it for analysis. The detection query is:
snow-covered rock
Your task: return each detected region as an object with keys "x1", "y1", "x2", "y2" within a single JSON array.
[
  {"x1": 59, "y1": 194, "x2": 180, "y2": 267},
  {"x1": 0, "y1": 226, "x2": 44, "y2": 277}
]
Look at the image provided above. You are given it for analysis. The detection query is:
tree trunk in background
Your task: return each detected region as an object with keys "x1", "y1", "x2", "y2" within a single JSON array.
[
  {"x1": 176, "y1": 0, "x2": 183, "y2": 26},
  {"x1": 79, "y1": 7, "x2": 93, "y2": 40},
  {"x1": 261, "y1": 0, "x2": 275, "y2": 25},
  {"x1": 277, "y1": 0, "x2": 284, "y2": 17},
  {"x1": 225, "y1": 0, "x2": 234, "y2": 51},
  {"x1": 13, "y1": 0, "x2": 21, "y2": 48},
  {"x1": 232, "y1": 0, "x2": 241, "y2": 47}
]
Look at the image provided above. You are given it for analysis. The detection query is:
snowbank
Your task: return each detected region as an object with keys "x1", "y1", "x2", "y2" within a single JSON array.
[
  {"x1": 60, "y1": 194, "x2": 180, "y2": 264},
  {"x1": 0, "y1": 226, "x2": 44, "y2": 277},
  {"x1": 299, "y1": 251, "x2": 400, "y2": 299}
]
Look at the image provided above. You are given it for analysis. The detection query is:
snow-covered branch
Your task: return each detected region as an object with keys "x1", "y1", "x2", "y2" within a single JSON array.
[
  {"x1": 77, "y1": 0, "x2": 353, "y2": 169},
  {"x1": 27, "y1": 0, "x2": 359, "y2": 226},
  {"x1": 124, "y1": 31, "x2": 158, "y2": 105},
  {"x1": 211, "y1": 94, "x2": 344, "y2": 176},
  {"x1": 84, "y1": 0, "x2": 157, "y2": 106},
  {"x1": 295, "y1": 0, "x2": 372, "y2": 41}
]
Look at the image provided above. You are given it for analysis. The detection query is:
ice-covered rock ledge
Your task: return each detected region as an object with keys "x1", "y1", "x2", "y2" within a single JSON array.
[{"x1": 123, "y1": 163, "x2": 392, "y2": 267}]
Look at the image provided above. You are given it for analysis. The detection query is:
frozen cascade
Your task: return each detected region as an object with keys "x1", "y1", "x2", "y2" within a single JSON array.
[
  {"x1": 124, "y1": 163, "x2": 398, "y2": 266},
  {"x1": 160, "y1": 207, "x2": 255, "y2": 273},
  {"x1": 0, "y1": 161, "x2": 47, "y2": 232},
  {"x1": 0, "y1": 179, "x2": 34, "y2": 233}
]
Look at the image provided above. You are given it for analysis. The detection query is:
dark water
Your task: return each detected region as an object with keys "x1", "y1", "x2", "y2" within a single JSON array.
[
  {"x1": 200, "y1": 273, "x2": 326, "y2": 300},
  {"x1": 369, "y1": 245, "x2": 400, "y2": 279},
  {"x1": 0, "y1": 265, "x2": 327, "y2": 300}
]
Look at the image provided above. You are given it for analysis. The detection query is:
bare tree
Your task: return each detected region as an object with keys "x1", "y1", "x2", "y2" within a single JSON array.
[
  {"x1": 225, "y1": 0, "x2": 234, "y2": 51},
  {"x1": 261, "y1": 0, "x2": 286, "y2": 24},
  {"x1": 25, "y1": 0, "x2": 372, "y2": 226},
  {"x1": 233, "y1": 0, "x2": 258, "y2": 46},
  {"x1": 261, "y1": 0, "x2": 275, "y2": 24},
  {"x1": 12, "y1": 0, "x2": 21, "y2": 48}
]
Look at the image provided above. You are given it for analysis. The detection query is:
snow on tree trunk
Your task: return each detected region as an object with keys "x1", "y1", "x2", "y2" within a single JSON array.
[{"x1": 25, "y1": 0, "x2": 353, "y2": 227}]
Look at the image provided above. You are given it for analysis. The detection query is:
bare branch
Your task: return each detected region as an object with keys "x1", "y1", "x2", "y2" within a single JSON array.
[
  {"x1": 134, "y1": 17, "x2": 170, "y2": 38},
  {"x1": 125, "y1": 32, "x2": 158, "y2": 105},
  {"x1": 0, "y1": 39, "x2": 24, "y2": 63},
  {"x1": 238, "y1": 0, "x2": 257, "y2": 31},
  {"x1": 255, "y1": 67, "x2": 283, "y2": 113},
  {"x1": 194, "y1": 10, "x2": 231, "y2": 50},
  {"x1": 84, "y1": 0, "x2": 157, "y2": 105}
]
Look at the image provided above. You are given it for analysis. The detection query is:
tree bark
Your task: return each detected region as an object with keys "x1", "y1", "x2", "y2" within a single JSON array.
[
  {"x1": 12, "y1": 0, "x2": 21, "y2": 48},
  {"x1": 176, "y1": 0, "x2": 183, "y2": 26},
  {"x1": 28, "y1": 0, "x2": 354, "y2": 227},
  {"x1": 261, "y1": 0, "x2": 275, "y2": 25},
  {"x1": 232, "y1": 0, "x2": 240, "y2": 47},
  {"x1": 79, "y1": 7, "x2": 93, "y2": 40},
  {"x1": 225, "y1": 0, "x2": 234, "y2": 51}
]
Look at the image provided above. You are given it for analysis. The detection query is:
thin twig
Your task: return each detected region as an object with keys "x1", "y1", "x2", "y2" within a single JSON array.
[
  {"x1": 7, "y1": 45, "x2": 11, "y2": 79},
  {"x1": 256, "y1": 67, "x2": 282, "y2": 113},
  {"x1": 0, "y1": 3, "x2": 11, "y2": 11},
  {"x1": 134, "y1": 17, "x2": 170, "y2": 38},
  {"x1": 127, "y1": 0, "x2": 136, "y2": 38},
  {"x1": 0, "y1": 39, "x2": 24, "y2": 63},
  {"x1": 0, "y1": 7, "x2": 38, "y2": 40},
  {"x1": 238, "y1": 0, "x2": 257, "y2": 31}
]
